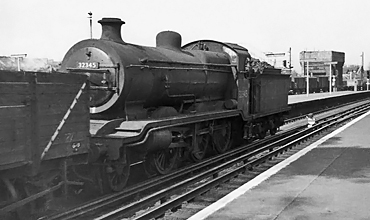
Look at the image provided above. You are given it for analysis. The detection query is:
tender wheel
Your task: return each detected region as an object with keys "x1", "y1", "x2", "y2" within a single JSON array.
[
  {"x1": 269, "y1": 127, "x2": 278, "y2": 135},
  {"x1": 145, "y1": 148, "x2": 179, "y2": 175},
  {"x1": 256, "y1": 123, "x2": 267, "y2": 139},
  {"x1": 212, "y1": 120, "x2": 233, "y2": 154},
  {"x1": 257, "y1": 130, "x2": 267, "y2": 139},
  {"x1": 104, "y1": 153, "x2": 130, "y2": 192}
]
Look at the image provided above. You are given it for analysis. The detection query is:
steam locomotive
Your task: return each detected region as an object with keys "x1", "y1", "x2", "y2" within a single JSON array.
[
  {"x1": 1, "y1": 17, "x2": 290, "y2": 218},
  {"x1": 58, "y1": 17, "x2": 291, "y2": 191}
]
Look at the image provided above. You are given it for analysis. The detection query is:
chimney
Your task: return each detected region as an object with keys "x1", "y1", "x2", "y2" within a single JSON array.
[
  {"x1": 98, "y1": 17, "x2": 125, "y2": 44},
  {"x1": 156, "y1": 31, "x2": 182, "y2": 50}
]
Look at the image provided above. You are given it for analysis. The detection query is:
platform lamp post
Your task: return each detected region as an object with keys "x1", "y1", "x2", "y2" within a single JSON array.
[
  {"x1": 306, "y1": 61, "x2": 309, "y2": 96},
  {"x1": 325, "y1": 61, "x2": 338, "y2": 94},
  {"x1": 301, "y1": 57, "x2": 316, "y2": 96},
  {"x1": 367, "y1": 70, "x2": 370, "y2": 91},
  {"x1": 289, "y1": 47, "x2": 292, "y2": 75},
  {"x1": 11, "y1": 54, "x2": 27, "y2": 71}
]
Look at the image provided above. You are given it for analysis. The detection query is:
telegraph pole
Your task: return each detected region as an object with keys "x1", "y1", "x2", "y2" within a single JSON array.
[
  {"x1": 301, "y1": 51, "x2": 316, "y2": 96},
  {"x1": 361, "y1": 52, "x2": 364, "y2": 80},
  {"x1": 11, "y1": 54, "x2": 27, "y2": 71},
  {"x1": 88, "y1": 12, "x2": 93, "y2": 39},
  {"x1": 289, "y1": 47, "x2": 292, "y2": 74},
  {"x1": 306, "y1": 61, "x2": 309, "y2": 95},
  {"x1": 265, "y1": 51, "x2": 285, "y2": 69}
]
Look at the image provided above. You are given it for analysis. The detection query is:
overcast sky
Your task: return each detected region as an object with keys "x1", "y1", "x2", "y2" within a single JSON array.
[{"x1": 1, "y1": 0, "x2": 369, "y2": 73}]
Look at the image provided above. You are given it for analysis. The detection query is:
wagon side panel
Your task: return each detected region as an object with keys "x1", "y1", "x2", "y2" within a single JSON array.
[
  {"x1": 0, "y1": 71, "x2": 33, "y2": 170},
  {"x1": 36, "y1": 72, "x2": 90, "y2": 162}
]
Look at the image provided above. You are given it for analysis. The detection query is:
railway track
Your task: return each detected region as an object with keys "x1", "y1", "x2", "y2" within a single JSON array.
[
  {"x1": 42, "y1": 100, "x2": 370, "y2": 220},
  {"x1": 285, "y1": 97, "x2": 370, "y2": 124}
]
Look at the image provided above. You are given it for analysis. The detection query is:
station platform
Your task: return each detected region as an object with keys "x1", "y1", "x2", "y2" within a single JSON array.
[
  {"x1": 288, "y1": 90, "x2": 370, "y2": 105},
  {"x1": 189, "y1": 110, "x2": 370, "y2": 220}
]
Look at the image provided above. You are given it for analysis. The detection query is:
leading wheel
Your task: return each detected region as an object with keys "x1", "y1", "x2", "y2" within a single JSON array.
[
  {"x1": 104, "y1": 153, "x2": 130, "y2": 192},
  {"x1": 212, "y1": 120, "x2": 233, "y2": 154}
]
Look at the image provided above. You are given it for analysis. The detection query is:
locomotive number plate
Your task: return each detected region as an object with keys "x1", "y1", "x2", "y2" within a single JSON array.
[{"x1": 77, "y1": 62, "x2": 99, "y2": 69}]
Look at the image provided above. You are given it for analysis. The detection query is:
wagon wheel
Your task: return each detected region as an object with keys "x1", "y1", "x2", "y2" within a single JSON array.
[
  {"x1": 0, "y1": 178, "x2": 18, "y2": 219},
  {"x1": 145, "y1": 148, "x2": 179, "y2": 175},
  {"x1": 212, "y1": 120, "x2": 233, "y2": 154},
  {"x1": 104, "y1": 153, "x2": 130, "y2": 192},
  {"x1": 190, "y1": 132, "x2": 211, "y2": 162},
  {"x1": 0, "y1": 178, "x2": 32, "y2": 220}
]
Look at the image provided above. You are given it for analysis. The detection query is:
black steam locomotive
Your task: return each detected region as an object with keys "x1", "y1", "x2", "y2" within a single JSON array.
[{"x1": 59, "y1": 17, "x2": 290, "y2": 190}]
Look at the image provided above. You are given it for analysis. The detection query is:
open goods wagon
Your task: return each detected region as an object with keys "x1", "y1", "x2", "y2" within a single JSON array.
[
  {"x1": 317, "y1": 76, "x2": 329, "y2": 92},
  {"x1": 0, "y1": 70, "x2": 90, "y2": 217},
  {"x1": 293, "y1": 76, "x2": 306, "y2": 94},
  {"x1": 308, "y1": 77, "x2": 318, "y2": 93}
]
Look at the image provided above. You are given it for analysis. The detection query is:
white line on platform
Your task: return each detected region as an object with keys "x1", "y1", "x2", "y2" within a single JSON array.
[{"x1": 188, "y1": 109, "x2": 370, "y2": 220}]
